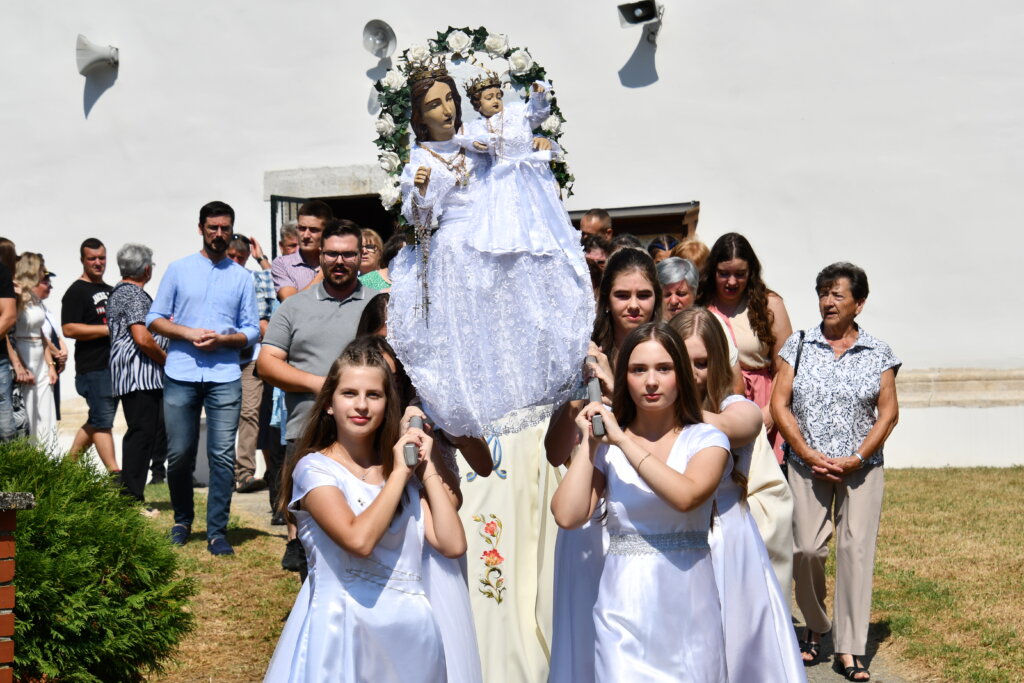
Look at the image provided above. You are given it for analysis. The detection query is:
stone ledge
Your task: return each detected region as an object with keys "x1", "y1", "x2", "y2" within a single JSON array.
[
  {"x1": 263, "y1": 165, "x2": 389, "y2": 201},
  {"x1": 0, "y1": 494, "x2": 34, "y2": 512},
  {"x1": 897, "y1": 368, "x2": 1024, "y2": 408}
]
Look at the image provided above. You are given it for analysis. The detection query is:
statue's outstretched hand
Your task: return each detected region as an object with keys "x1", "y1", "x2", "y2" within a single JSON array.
[{"x1": 414, "y1": 166, "x2": 431, "y2": 196}]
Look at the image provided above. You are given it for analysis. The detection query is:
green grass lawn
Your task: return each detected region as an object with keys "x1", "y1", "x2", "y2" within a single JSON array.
[
  {"x1": 871, "y1": 467, "x2": 1024, "y2": 682},
  {"x1": 140, "y1": 483, "x2": 300, "y2": 683}
]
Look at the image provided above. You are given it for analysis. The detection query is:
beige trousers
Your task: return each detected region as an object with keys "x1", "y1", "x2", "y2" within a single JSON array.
[
  {"x1": 789, "y1": 462, "x2": 884, "y2": 656},
  {"x1": 234, "y1": 361, "x2": 263, "y2": 481}
]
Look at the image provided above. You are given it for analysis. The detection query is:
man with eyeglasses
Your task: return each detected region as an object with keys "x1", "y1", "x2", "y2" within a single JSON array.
[
  {"x1": 271, "y1": 200, "x2": 333, "y2": 301},
  {"x1": 258, "y1": 218, "x2": 377, "y2": 577},
  {"x1": 146, "y1": 200, "x2": 260, "y2": 556}
]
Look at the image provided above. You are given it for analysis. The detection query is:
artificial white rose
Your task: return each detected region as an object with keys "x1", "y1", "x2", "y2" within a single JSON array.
[
  {"x1": 406, "y1": 44, "x2": 431, "y2": 64},
  {"x1": 381, "y1": 69, "x2": 407, "y2": 90},
  {"x1": 446, "y1": 30, "x2": 471, "y2": 54},
  {"x1": 379, "y1": 181, "x2": 401, "y2": 209},
  {"x1": 509, "y1": 49, "x2": 533, "y2": 75},
  {"x1": 541, "y1": 115, "x2": 562, "y2": 135},
  {"x1": 484, "y1": 33, "x2": 509, "y2": 56},
  {"x1": 379, "y1": 151, "x2": 401, "y2": 173},
  {"x1": 375, "y1": 113, "x2": 395, "y2": 137}
]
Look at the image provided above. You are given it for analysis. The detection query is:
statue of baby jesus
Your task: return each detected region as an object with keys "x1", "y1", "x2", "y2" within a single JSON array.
[{"x1": 458, "y1": 74, "x2": 583, "y2": 259}]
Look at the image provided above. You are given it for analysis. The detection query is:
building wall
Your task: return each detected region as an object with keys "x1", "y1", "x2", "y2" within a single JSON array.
[{"x1": 2, "y1": 1, "x2": 1021, "y2": 378}]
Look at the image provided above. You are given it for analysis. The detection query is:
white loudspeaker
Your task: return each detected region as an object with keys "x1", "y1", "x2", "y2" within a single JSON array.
[
  {"x1": 362, "y1": 20, "x2": 396, "y2": 59},
  {"x1": 76, "y1": 34, "x2": 118, "y2": 75}
]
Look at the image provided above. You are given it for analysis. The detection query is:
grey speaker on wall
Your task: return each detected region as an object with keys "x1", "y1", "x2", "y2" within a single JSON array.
[{"x1": 76, "y1": 34, "x2": 118, "y2": 75}]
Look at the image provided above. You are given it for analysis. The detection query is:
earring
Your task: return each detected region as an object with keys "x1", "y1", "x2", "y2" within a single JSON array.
[{"x1": 327, "y1": 408, "x2": 334, "y2": 415}]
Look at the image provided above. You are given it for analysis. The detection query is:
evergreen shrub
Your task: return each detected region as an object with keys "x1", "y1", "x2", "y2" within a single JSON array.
[{"x1": 0, "y1": 439, "x2": 196, "y2": 682}]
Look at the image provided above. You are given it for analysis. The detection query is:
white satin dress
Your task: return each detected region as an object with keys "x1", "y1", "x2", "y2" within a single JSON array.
[
  {"x1": 14, "y1": 302, "x2": 56, "y2": 443},
  {"x1": 264, "y1": 454, "x2": 446, "y2": 683},
  {"x1": 709, "y1": 396, "x2": 806, "y2": 683},
  {"x1": 593, "y1": 424, "x2": 729, "y2": 682},
  {"x1": 548, "y1": 516, "x2": 607, "y2": 683}
]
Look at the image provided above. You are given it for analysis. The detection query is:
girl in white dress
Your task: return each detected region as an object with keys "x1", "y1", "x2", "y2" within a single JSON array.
[
  {"x1": 671, "y1": 307, "x2": 806, "y2": 683},
  {"x1": 545, "y1": 248, "x2": 663, "y2": 682},
  {"x1": 388, "y1": 65, "x2": 593, "y2": 438},
  {"x1": 265, "y1": 339, "x2": 466, "y2": 683},
  {"x1": 552, "y1": 322, "x2": 730, "y2": 682}
]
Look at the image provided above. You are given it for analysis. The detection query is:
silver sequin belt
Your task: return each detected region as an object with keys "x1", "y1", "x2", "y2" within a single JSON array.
[{"x1": 608, "y1": 530, "x2": 709, "y2": 556}]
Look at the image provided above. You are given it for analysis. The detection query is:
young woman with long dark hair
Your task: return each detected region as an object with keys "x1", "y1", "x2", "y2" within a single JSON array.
[
  {"x1": 545, "y1": 247, "x2": 662, "y2": 682},
  {"x1": 697, "y1": 232, "x2": 792, "y2": 461},
  {"x1": 265, "y1": 338, "x2": 466, "y2": 682},
  {"x1": 551, "y1": 321, "x2": 730, "y2": 680}
]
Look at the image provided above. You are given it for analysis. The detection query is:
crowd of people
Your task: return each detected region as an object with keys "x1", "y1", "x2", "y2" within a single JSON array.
[{"x1": 0, "y1": 199, "x2": 900, "y2": 682}]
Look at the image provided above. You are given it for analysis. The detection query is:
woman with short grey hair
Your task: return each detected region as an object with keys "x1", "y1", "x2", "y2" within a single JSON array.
[
  {"x1": 107, "y1": 243, "x2": 167, "y2": 511},
  {"x1": 117, "y1": 243, "x2": 154, "y2": 281},
  {"x1": 656, "y1": 256, "x2": 699, "y2": 320}
]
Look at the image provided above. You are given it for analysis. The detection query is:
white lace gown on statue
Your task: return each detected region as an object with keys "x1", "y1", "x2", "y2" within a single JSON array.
[
  {"x1": 592, "y1": 425, "x2": 729, "y2": 683},
  {"x1": 264, "y1": 454, "x2": 446, "y2": 683},
  {"x1": 709, "y1": 396, "x2": 806, "y2": 683},
  {"x1": 388, "y1": 117, "x2": 594, "y2": 438}
]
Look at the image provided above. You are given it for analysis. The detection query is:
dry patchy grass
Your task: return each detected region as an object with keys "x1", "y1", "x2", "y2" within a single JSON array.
[
  {"x1": 872, "y1": 467, "x2": 1024, "y2": 682},
  {"x1": 140, "y1": 483, "x2": 299, "y2": 683}
]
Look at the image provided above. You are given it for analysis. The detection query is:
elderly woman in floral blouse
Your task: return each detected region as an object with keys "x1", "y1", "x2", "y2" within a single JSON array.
[{"x1": 770, "y1": 262, "x2": 900, "y2": 683}]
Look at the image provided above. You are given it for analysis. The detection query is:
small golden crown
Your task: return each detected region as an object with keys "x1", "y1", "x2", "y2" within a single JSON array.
[
  {"x1": 408, "y1": 55, "x2": 449, "y2": 84},
  {"x1": 465, "y1": 70, "x2": 502, "y2": 99}
]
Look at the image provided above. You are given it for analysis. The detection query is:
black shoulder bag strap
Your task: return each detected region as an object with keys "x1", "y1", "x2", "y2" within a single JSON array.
[{"x1": 781, "y1": 330, "x2": 805, "y2": 466}]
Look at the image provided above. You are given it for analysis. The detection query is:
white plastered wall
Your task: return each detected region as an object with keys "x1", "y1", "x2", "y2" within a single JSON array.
[{"x1": 1, "y1": 2, "x2": 1021, "y2": 381}]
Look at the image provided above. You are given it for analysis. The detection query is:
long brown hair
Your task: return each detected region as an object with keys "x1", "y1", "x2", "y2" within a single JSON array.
[
  {"x1": 592, "y1": 248, "x2": 662, "y2": 369},
  {"x1": 696, "y1": 232, "x2": 776, "y2": 353},
  {"x1": 276, "y1": 338, "x2": 402, "y2": 516},
  {"x1": 611, "y1": 322, "x2": 704, "y2": 431},
  {"x1": 410, "y1": 75, "x2": 463, "y2": 143},
  {"x1": 670, "y1": 307, "x2": 749, "y2": 495}
]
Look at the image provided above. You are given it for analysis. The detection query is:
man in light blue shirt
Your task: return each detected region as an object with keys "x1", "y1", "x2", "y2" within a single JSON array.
[{"x1": 146, "y1": 200, "x2": 259, "y2": 556}]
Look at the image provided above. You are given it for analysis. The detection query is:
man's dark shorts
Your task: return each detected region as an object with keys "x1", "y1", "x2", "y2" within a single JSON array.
[{"x1": 75, "y1": 369, "x2": 119, "y2": 430}]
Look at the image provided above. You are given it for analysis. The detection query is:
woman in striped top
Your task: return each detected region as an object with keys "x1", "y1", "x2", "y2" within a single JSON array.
[{"x1": 107, "y1": 243, "x2": 167, "y2": 505}]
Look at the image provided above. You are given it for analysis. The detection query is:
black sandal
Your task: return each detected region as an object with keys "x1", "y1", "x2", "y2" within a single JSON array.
[
  {"x1": 833, "y1": 656, "x2": 870, "y2": 681},
  {"x1": 798, "y1": 633, "x2": 821, "y2": 665}
]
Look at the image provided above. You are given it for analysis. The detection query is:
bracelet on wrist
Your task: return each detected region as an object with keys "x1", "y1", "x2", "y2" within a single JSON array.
[
  {"x1": 421, "y1": 472, "x2": 441, "y2": 485},
  {"x1": 853, "y1": 452, "x2": 865, "y2": 465},
  {"x1": 635, "y1": 452, "x2": 652, "y2": 473}
]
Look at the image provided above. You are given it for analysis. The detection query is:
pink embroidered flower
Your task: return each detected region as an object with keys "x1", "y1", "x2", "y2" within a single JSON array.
[
  {"x1": 481, "y1": 549, "x2": 504, "y2": 567},
  {"x1": 483, "y1": 521, "x2": 499, "y2": 537}
]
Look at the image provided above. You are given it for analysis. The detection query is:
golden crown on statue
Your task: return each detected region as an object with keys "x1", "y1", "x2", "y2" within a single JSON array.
[
  {"x1": 408, "y1": 55, "x2": 449, "y2": 84},
  {"x1": 464, "y1": 69, "x2": 502, "y2": 99}
]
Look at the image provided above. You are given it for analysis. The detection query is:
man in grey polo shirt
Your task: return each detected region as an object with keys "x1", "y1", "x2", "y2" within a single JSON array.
[{"x1": 257, "y1": 219, "x2": 377, "y2": 572}]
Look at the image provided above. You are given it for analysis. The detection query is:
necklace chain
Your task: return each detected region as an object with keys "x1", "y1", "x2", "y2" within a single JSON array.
[{"x1": 420, "y1": 145, "x2": 470, "y2": 187}]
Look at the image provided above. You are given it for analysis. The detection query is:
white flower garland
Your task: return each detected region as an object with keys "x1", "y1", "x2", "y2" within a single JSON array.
[{"x1": 372, "y1": 26, "x2": 574, "y2": 218}]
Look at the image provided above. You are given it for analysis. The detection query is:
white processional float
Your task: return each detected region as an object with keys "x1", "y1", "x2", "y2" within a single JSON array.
[{"x1": 372, "y1": 26, "x2": 595, "y2": 438}]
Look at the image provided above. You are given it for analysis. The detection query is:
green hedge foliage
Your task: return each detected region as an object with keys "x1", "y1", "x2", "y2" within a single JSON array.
[{"x1": 0, "y1": 439, "x2": 196, "y2": 682}]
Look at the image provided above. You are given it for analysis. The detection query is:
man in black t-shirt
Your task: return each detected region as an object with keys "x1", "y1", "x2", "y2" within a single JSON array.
[
  {"x1": 61, "y1": 238, "x2": 118, "y2": 471},
  {"x1": 0, "y1": 259, "x2": 18, "y2": 441}
]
